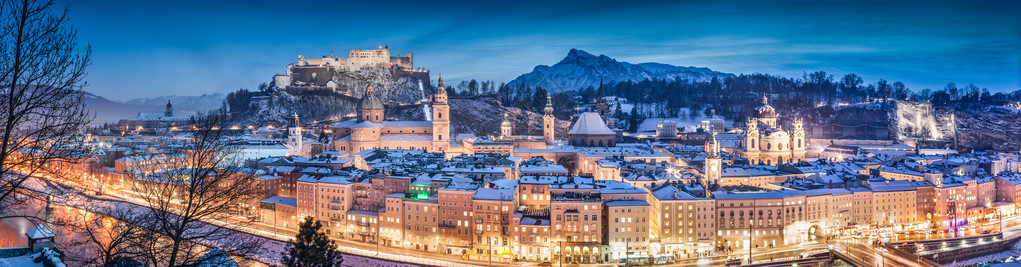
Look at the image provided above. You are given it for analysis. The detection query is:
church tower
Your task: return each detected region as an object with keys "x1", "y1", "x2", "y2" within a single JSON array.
[
  {"x1": 500, "y1": 114, "x2": 512, "y2": 138},
  {"x1": 703, "y1": 134, "x2": 722, "y2": 196},
  {"x1": 543, "y1": 94, "x2": 555, "y2": 144},
  {"x1": 791, "y1": 118, "x2": 806, "y2": 162},
  {"x1": 745, "y1": 117, "x2": 759, "y2": 152},
  {"x1": 287, "y1": 110, "x2": 304, "y2": 157},
  {"x1": 165, "y1": 100, "x2": 173, "y2": 117},
  {"x1": 595, "y1": 76, "x2": 608, "y2": 117},
  {"x1": 431, "y1": 76, "x2": 450, "y2": 152}
]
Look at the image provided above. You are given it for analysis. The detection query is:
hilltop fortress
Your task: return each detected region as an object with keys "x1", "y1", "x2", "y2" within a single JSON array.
[{"x1": 274, "y1": 46, "x2": 430, "y2": 92}]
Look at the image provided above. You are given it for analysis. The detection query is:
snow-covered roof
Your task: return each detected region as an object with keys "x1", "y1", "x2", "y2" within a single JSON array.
[
  {"x1": 605, "y1": 200, "x2": 651, "y2": 207},
  {"x1": 26, "y1": 224, "x2": 54, "y2": 239},
  {"x1": 260, "y1": 196, "x2": 297, "y2": 207},
  {"x1": 474, "y1": 188, "x2": 514, "y2": 201},
  {"x1": 379, "y1": 133, "x2": 432, "y2": 142},
  {"x1": 568, "y1": 112, "x2": 614, "y2": 135},
  {"x1": 382, "y1": 121, "x2": 433, "y2": 128}
]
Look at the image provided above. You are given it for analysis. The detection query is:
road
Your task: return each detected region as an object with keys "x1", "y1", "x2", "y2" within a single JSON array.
[{"x1": 835, "y1": 238, "x2": 927, "y2": 267}]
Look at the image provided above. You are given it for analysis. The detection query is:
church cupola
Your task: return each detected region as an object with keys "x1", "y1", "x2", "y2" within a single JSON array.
[
  {"x1": 500, "y1": 113, "x2": 512, "y2": 138},
  {"x1": 357, "y1": 86, "x2": 384, "y2": 123}
]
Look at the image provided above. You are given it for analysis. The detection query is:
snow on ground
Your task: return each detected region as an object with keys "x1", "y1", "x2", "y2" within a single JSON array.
[
  {"x1": 0, "y1": 253, "x2": 39, "y2": 267},
  {"x1": 0, "y1": 248, "x2": 65, "y2": 267}
]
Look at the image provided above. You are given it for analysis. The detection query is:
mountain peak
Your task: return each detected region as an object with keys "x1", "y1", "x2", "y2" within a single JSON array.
[
  {"x1": 510, "y1": 49, "x2": 735, "y2": 92},
  {"x1": 563, "y1": 48, "x2": 598, "y2": 62}
]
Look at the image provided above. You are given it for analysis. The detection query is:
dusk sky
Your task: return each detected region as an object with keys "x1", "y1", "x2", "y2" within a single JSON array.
[{"x1": 66, "y1": 0, "x2": 1021, "y2": 100}]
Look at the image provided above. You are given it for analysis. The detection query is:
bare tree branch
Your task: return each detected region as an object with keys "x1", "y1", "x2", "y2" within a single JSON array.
[{"x1": 0, "y1": 0, "x2": 92, "y2": 220}]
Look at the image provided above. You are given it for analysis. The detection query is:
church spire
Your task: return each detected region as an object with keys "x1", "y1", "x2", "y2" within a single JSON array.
[
  {"x1": 597, "y1": 75, "x2": 605, "y2": 98},
  {"x1": 544, "y1": 93, "x2": 554, "y2": 117},
  {"x1": 705, "y1": 133, "x2": 720, "y2": 157}
]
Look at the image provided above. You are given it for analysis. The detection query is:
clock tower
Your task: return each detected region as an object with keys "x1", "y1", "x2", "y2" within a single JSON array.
[{"x1": 704, "y1": 134, "x2": 722, "y2": 196}]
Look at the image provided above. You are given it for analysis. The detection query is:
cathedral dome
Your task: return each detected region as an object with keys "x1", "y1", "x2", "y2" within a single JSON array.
[
  {"x1": 755, "y1": 96, "x2": 777, "y2": 118},
  {"x1": 358, "y1": 87, "x2": 384, "y2": 111}
]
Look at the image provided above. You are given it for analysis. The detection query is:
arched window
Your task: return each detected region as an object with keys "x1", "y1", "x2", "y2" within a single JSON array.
[
  {"x1": 798, "y1": 139, "x2": 802, "y2": 148},
  {"x1": 767, "y1": 143, "x2": 772, "y2": 150},
  {"x1": 751, "y1": 139, "x2": 756, "y2": 148}
]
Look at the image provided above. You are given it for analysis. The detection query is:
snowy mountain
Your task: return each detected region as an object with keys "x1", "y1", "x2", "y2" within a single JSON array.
[
  {"x1": 124, "y1": 94, "x2": 226, "y2": 114},
  {"x1": 83, "y1": 92, "x2": 226, "y2": 124},
  {"x1": 81, "y1": 91, "x2": 153, "y2": 124},
  {"x1": 508, "y1": 49, "x2": 734, "y2": 92}
]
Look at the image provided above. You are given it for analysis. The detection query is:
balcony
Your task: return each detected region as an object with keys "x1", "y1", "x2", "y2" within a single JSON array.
[
  {"x1": 521, "y1": 207, "x2": 550, "y2": 216},
  {"x1": 356, "y1": 221, "x2": 370, "y2": 227}
]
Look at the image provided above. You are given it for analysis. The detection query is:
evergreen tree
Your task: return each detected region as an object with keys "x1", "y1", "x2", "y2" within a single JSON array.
[{"x1": 282, "y1": 217, "x2": 342, "y2": 267}]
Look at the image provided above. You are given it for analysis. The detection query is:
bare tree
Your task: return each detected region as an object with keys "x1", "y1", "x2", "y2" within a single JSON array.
[
  {"x1": 62, "y1": 202, "x2": 146, "y2": 267},
  {"x1": 0, "y1": 0, "x2": 92, "y2": 217},
  {"x1": 124, "y1": 115, "x2": 263, "y2": 267}
]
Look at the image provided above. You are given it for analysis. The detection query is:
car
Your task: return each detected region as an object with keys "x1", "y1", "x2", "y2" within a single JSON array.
[
  {"x1": 982, "y1": 230, "x2": 991, "y2": 234},
  {"x1": 537, "y1": 262, "x2": 552, "y2": 267},
  {"x1": 725, "y1": 258, "x2": 742, "y2": 266}
]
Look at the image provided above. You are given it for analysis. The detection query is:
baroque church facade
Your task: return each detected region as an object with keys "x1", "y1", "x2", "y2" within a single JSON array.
[
  {"x1": 732, "y1": 96, "x2": 807, "y2": 165},
  {"x1": 330, "y1": 78, "x2": 451, "y2": 155}
]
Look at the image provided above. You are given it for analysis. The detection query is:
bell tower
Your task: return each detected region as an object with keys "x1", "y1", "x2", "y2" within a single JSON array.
[
  {"x1": 287, "y1": 110, "x2": 304, "y2": 157},
  {"x1": 703, "y1": 134, "x2": 722, "y2": 196},
  {"x1": 543, "y1": 94, "x2": 555, "y2": 144},
  {"x1": 792, "y1": 118, "x2": 806, "y2": 162},
  {"x1": 745, "y1": 117, "x2": 759, "y2": 152},
  {"x1": 431, "y1": 76, "x2": 450, "y2": 152},
  {"x1": 165, "y1": 100, "x2": 173, "y2": 117}
]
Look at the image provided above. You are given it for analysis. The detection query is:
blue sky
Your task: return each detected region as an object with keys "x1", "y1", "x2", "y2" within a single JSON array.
[{"x1": 66, "y1": 0, "x2": 1020, "y2": 100}]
